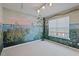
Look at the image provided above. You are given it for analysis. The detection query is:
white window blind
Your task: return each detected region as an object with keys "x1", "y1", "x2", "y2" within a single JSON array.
[{"x1": 48, "y1": 16, "x2": 69, "y2": 39}]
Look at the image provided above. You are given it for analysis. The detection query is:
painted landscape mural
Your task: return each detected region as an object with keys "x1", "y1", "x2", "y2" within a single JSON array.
[{"x1": 3, "y1": 17, "x2": 43, "y2": 47}]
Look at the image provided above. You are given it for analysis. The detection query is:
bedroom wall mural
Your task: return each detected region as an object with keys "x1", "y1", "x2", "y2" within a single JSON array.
[{"x1": 3, "y1": 17, "x2": 43, "y2": 47}]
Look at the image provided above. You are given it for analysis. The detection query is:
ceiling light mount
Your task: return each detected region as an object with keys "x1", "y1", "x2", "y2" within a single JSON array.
[{"x1": 36, "y1": 3, "x2": 53, "y2": 15}]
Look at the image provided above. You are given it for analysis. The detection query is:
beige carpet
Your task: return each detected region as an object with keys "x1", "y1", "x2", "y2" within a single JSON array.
[{"x1": 1, "y1": 40, "x2": 79, "y2": 56}]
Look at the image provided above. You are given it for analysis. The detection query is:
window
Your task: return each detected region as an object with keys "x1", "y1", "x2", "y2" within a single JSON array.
[{"x1": 48, "y1": 16, "x2": 69, "y2": 39}]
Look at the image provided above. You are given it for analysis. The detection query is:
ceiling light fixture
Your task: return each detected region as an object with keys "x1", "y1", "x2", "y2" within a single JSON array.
[
  {"x1": 37, "y1": 9, "x2": 40, "y2": 14},
  {"x1": 42, "y1": 6, "x2": 45, "y2": 9},
  {"x1": 37, "y1": 3, "x2": 53, "y2": 15},
  {"x1": 49, "y1": 3, "x2": 52, "y2": 6}
]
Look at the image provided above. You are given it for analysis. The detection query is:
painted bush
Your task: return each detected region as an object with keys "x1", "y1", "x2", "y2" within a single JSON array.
[
  {"x1": 3, "y1": 24, "x2": 28, "y2": 47},
  {"x1": 69, "y1": 24, "x2": 79, "y2": 48}
]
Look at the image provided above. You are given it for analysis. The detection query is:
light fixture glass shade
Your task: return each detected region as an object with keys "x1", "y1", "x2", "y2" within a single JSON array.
[
  {"x1": 49, "y1": 3, "x2": 52, "y2": 6},
  {"x1": 37, "y1": 9, "x2": 40, "y2": 14},
  {"x1": 42, "y1": 6, "x2": 45, "y2": 9}
]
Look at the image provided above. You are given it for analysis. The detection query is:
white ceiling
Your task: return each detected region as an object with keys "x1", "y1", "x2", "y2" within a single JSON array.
[{"x1": 2, "y1": 3, "x2": 79, "y2": 17}]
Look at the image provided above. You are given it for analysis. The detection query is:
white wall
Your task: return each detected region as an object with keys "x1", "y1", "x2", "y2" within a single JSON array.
[
  {"x1": 69, "y1": 10, "x2": 79, "y2": 24},
  {"x1": 0, "y1": 4, "x2": 3, "y2": 24}
]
